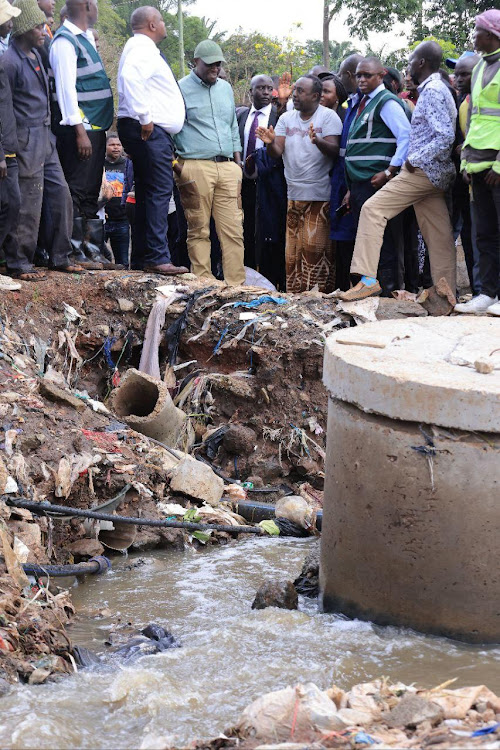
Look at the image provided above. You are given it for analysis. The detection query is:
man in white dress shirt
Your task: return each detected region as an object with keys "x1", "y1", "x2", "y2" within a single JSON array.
[
  {"x1": 117, "y1": 6, "x2": 188, "y2": 275},
  {"x1": 49, "y1": 0, "x2": 113, "y2": 264}
]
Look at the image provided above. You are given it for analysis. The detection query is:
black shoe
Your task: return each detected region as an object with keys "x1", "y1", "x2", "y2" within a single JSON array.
[
  {"x1": 33, "y1": 247, "x2": 49, "y2": 267},
  {"x1": 378, "y1": 268, "x2": 399, "y2": 298},
  {"x1": 84, "y1": 218, "x2": 124, "y2": 270}
]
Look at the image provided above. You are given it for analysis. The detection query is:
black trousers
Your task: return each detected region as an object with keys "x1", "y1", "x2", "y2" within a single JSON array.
[
  {"x1": 0, "y1": 160, "x2": 20, "y2": 264},
  {"x1": 6, "y1": 126, "x2": 72, "y2": 272},
  {"x1": 242, "y1": 177, "x2": 257, "y2": 269},
  {"x1": 335, "y1": 240, "x2": 355, "y2": 291},
  {"x1": 350, "y1": 179, "x2": 399, "y2": 293},
  {"x1": 117, "y1": 118, "x2": 174, "y2": 267},
  {"x1": 57, "y1": 128, "x2": 105, "y2": 220},
  {"x1": 472, "y1": 171, "x2": 500, "y2": 298},
  {"x1": 401, "y1": 207, "x2": 420, "y2": 293},
  {"x1": 452, "y1": 174, "x2": 476, "y2": 294}
]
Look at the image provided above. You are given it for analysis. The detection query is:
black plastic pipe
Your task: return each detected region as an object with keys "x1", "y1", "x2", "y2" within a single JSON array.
[
  {"x1": 21, "y1": 556, "x2": 111, "y2": 577},
  {"x1": 234, "y1": 500, "x2": 323, "y2": 531},
  {"x1": 5, "y1": 497, "x2": 265, "y2": 535}
]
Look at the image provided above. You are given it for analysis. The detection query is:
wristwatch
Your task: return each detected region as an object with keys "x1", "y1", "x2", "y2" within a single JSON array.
[{"x1": 384, "y1": 169, "x2": 393, "y2": 179}]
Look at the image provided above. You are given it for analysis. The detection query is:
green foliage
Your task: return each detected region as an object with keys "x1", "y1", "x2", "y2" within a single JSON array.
[
  {"x1": 410, "y1": 35, "x2": 459, "y2": 68},
  {"x1": 304, "y1": 39, "x2": 360, "y2": 70},
  {"x1": 414, "y1": 0, "x2": 492, "y2": 49},
  {"x1": 324, "y1": 0, "x2": 487, "y2": 61},
  {"x1": 222, "y1": 29, "x2": 315, "y2": 105}
]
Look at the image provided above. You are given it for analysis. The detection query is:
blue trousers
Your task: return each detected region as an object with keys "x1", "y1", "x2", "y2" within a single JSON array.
[
  {"x1": 105, "y1": 219, "x2": 130, "y2": 266},
  {"x1": 117, "y1": 118, "x2": 173, "y2": 267}
]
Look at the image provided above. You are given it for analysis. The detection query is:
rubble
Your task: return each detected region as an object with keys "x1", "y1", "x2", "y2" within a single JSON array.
[
  {"x1": 0, "y1": 270, "x2": 461, "y2": 683},
  {"x1": 209, "y1": 678, "x2": 500, "y2": 749},
  {"x1": 417, "y1": 277, "x2": 456, "y2": 316},
  {"x1": 169, "y1": 457, "x2": 224, "y2": 506},
  {"x1": 38, "y1": 379, "x2": 87, "y2": 411},
  {"x1": 251, "y1": 580, "x2": 298, "y2": 610}
]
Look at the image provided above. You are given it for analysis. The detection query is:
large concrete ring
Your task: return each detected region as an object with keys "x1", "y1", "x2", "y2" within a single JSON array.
[{"x1": 320, "y1": 317, "x2": 500, "y2": 643}]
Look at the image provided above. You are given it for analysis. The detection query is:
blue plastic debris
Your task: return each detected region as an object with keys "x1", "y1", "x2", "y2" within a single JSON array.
[
  {"x1": 471, "y1": 722, "x2": 500, "y2": 737},
  {"x1": 233, "y1": 295, "x2": 288, "y2": 309},
  {"x1": 354, "y1": 731, "x2": 377, "y2": 745}
]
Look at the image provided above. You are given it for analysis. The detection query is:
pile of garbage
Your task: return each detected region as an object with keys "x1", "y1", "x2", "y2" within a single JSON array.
[
  {"x1": 0, "y1": 514, "x2": 75, "y2": 685},
  {"x1": 177, "y1": 679, "x2": 500, "y2": 749},
  {"x1": 0, "y1": 270, "x2": 434, "y2": 684}
]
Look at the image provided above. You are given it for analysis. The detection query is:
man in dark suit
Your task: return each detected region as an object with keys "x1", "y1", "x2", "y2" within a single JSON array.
[{"x1": 237, "y1": 74, "x2": 287, "y2": 288}]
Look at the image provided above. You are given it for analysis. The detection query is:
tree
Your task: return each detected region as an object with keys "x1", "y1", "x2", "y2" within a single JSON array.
[
  {"x1": 416, "y1": 0, "x2": 492, "y2": 49},
  {"x1": 322, "y1": 0, "x2": 343, "y2": 68},
  {"x1": 305, "y1": 38, "x2": 359, "y2": 71},
  {"x1": 221, "y1": 29, "x2": 315, "y2": 103}
]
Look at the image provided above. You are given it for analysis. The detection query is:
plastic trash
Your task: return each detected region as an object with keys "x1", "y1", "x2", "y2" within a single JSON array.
[
  {"x1": 244, "y1": 266, "x2": 277, "y2": 291},
  {"x1": 233, "y1": 295, "x2": 288, "y2": 309}
]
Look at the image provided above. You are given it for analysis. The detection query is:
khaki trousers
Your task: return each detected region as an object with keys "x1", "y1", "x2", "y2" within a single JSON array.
[
  {"x1": 175, "y1": 159, "x2": 245, "y2": 286},
  {"x1": 351, "y1": 165, "x2": 456, "y2": 293}
]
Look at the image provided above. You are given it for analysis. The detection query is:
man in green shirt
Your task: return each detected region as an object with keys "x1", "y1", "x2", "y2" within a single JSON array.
[{"x1": 174, "y1": 40, "x2": 245, "y2": 286}]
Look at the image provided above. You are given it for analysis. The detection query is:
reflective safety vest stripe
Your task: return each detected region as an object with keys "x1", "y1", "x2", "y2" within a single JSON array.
[
  {"x1": 461, "y1": 58, "x2": 500, "y2": 174},
  {"x1": 345, "y1": 89, "x2": 404, "y2": 183}
]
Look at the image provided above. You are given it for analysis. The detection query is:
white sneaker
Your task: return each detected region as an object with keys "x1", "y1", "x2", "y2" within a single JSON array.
[
  {"x1": 454, "y1": 294, "x2": 497, "y2": 314},
  {"x1": 486, "y1": 300, "x2": 500, "y2": 317}
]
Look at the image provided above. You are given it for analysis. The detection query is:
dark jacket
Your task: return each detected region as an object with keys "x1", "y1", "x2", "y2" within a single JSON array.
[
  {"x1": 330, "y1": 94, "x2": 359, "y2": 241},
  {"x1": 237, "y1": 104, "x2": 280, "y2": 154},
  {"x1": 236, "y1": 105, "x2": 287, "y2": 247},
  {"x1": 0, "y1": 62, "x2": 18, "y2": 160},
  {"x1": 2, "y1": 42, "x2": 50, "y2": 127}
]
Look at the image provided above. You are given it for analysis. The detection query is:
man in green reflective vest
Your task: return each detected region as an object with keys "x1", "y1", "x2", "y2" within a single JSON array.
[
  {"x1": 341, "y1": 56, "x2": 411, "y2": 297},
  {"x1": 455, "y1": 9, "x2": 500, "y2": 316}
]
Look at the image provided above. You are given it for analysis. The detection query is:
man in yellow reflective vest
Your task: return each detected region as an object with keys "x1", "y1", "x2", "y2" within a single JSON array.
[{"x1": 455, "y1": 9, "x2": 500, "y2": 315}]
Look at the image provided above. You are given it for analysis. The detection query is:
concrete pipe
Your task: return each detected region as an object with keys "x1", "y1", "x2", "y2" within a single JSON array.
[
  {"x1": 112, "y1": 368, "x2": 190, "y2": 448},
  {"x1": 320, "y1": 317, "x2": 500, "y2": 643}
]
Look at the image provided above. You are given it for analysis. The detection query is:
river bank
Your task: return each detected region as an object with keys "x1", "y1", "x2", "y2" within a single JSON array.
[{"x1": 0, "y1": 269, "x2": 429, "y2": 684}]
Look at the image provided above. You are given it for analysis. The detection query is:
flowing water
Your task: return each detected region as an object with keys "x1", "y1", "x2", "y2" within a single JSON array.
[{"x1": 1, "y1": 537, "x2": 499, "y2": 749}]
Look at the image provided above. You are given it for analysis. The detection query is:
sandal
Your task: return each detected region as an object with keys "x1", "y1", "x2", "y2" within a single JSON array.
[
  {"x1": 9, "y1": 269, "x2": 47, "y2": 281},
  {"x1": 50, "y1": 264, "x2": 85, "y2": 274}
]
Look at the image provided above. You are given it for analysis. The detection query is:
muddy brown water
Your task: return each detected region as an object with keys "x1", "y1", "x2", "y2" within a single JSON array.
[{"x1": 1, "y1": 537, "x2": 499, "y2": 749}]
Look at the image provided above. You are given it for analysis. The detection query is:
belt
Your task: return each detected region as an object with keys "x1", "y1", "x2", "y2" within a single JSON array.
[{"x1": 209, "y1": 155, "x2": 233, "y2": 162}]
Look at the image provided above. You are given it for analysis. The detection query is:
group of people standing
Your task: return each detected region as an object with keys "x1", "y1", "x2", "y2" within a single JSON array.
[{"x1": 0, "y1": 0, "x2": 498, "y2": 316}]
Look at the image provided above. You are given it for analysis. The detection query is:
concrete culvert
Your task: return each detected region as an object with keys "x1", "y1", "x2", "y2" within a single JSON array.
[
  {"x1": 111, "y1": 368, "x2": 191, "y2": 448},
  {"x1": 114, "y1": 374, "x2": 160, "y2": 418}
]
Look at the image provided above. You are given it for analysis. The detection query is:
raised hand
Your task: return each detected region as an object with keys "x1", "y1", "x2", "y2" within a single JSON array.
[
  {"x1": 256, "y1": 124, "x2": 275, "y2": 144},
  {"x1": 278, "y1": 71, "x2": 292, "y2": 102},
  {"x1": 309, "y1": 122, "x2": 318, "y2": 144}
]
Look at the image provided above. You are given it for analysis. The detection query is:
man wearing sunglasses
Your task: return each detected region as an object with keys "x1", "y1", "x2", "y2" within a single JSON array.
[
  {"x1": 341, "y1": 56, "x2": 411, "y2": 297},
  {"x1": 340, "y1": 42, "x2": 457, "y2": 301}
]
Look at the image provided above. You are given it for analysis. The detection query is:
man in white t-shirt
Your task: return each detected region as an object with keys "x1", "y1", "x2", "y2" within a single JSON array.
[{"x1": 257, "y1": 74, "x2": 342, "y2": 292}]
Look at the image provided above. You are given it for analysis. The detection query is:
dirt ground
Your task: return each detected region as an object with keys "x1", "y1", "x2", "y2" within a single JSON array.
[{"x1": 0, "y1": 269, "x2": 430, "y2": 682}]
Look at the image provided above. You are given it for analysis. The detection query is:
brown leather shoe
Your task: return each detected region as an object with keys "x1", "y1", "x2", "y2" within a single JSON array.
[
  {"x1": 338, "y1": 280, "x2": 382, "y2": 302},
  {"x1": 144, "y1": 263, "x2": 189, "y2": 276}
]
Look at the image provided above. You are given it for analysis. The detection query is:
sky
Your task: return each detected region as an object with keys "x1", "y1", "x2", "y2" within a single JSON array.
[{"x1": 190, "y1": 0, "x2": 410, "y2": 55}]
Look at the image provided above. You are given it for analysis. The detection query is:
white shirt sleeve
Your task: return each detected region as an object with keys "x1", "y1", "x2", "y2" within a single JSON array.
[
  {"x1": 322, "y1": 109, "x2": 343, "y2": 137},
  {"x1": 274, "y1": 113, "x2": 288, "y2": 137},
  {"x1": 49, "y1": 37, "x2": 82, "y2": 126},
  {"x1": 380, "y1": 99, "x2": 411, "y2": 167}
]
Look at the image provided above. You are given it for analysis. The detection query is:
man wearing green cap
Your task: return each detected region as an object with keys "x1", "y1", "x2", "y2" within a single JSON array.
[
  {"x1": 174, "y1": 39, "x2": 245, "y2": 286},
  {"x1": 2, "y1": 0, "x2": 82, "y2": 279}
]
